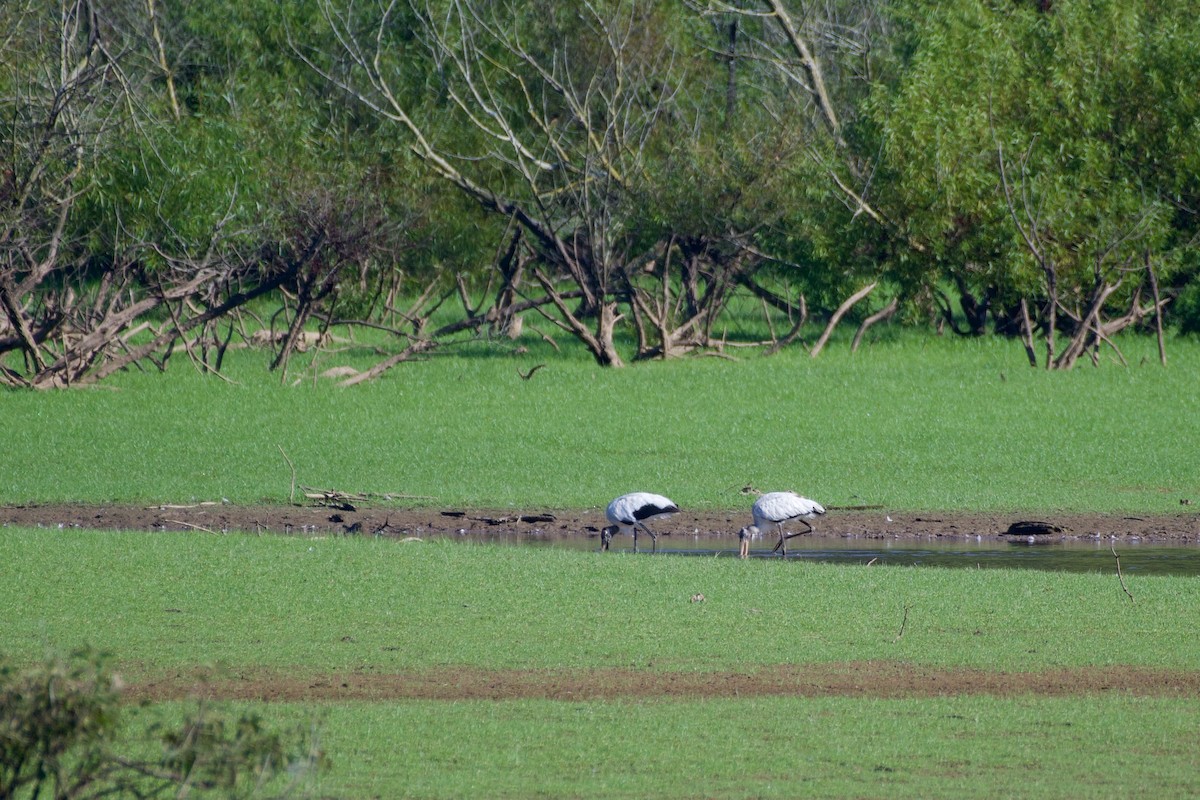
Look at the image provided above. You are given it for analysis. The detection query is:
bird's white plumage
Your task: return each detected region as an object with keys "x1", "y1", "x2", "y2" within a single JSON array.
[
  {"x1": 751, "y1": 491, "x2": 825, "y2": 528},
  {"x1": 740, "y1": 491, "x2": 825, "y2": 558},
  {"x1": 606, "y1": 492, "x2": 677, "y2": 525},
  {"x1": 602, "y1": 492, "x2": 678, "y2": 553}
]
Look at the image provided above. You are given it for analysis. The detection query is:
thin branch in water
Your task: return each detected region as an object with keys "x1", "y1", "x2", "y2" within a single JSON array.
[{"x1": 1111, "y1": 545, "x2": 1135, "y2": 603}]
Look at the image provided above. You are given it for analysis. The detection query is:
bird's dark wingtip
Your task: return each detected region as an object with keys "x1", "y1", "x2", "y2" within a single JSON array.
[{"x1": 633, "y1": 502, "x2": 678, "y2": 521}]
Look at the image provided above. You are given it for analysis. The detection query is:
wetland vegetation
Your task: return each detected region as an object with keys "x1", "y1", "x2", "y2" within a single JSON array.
[{"x1": 4, "y1": 1, "x2": 1200, "y2": 796}]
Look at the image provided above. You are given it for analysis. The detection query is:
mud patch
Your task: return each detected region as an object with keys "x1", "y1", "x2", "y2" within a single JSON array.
[
  {"x1": 2, "y1": 503, "x2": 1198, "y2": 543},
  {"x1": 126, "y1": 662, "x2": 1200, "y2": 703}
]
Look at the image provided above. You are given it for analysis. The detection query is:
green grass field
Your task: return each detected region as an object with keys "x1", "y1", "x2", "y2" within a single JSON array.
[
  {"x1": 4, "y1": 531, "x2": 1200, "y2": 798},
  {"x1": 4, "y1": 331, "x2": 1200, "y2": 798},
  {"x1": 3, "y1": 331, "x2": 1199, "y2": 512},
  {"x1": 7, "y1": 533, "x2": 1198, "y2": 674},
  {"x1": 279, "y1": 695, "x2": 1200, "y2": 798}
]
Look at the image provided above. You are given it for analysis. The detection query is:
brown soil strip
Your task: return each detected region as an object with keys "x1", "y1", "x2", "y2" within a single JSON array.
[
  {"x1": 4, "y1": 503, "x2": 1199, "y2": 543},
  {"x1": 125, "y1": 663, "x2": 1200, "y2": 703}
]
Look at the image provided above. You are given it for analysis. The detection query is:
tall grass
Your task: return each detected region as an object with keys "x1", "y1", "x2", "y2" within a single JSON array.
[{"x1": 4, "y1": 331, "x2": 1199, "y2": 513}]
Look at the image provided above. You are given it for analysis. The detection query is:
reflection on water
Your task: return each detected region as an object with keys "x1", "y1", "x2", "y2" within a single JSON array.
[{"x1": 429, "y1": 531, "x2": 1200, "y2": 577}]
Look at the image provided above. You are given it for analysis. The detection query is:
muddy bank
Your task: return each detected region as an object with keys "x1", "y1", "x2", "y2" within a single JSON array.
[
  {"x1": 125, "y1": 662, "x2": 1200, "y2": 703},
  {"x1": 2, "y1": 502, "x2": 1197, "y2": 543}
]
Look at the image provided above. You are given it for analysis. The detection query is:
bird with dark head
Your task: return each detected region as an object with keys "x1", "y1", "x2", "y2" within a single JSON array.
[
  {"x1": 738, "y1": 491, "x2": 825, "y2": 558},
  {"x1": 601, "y1": 492, "x2": 679, "y2": 553}
]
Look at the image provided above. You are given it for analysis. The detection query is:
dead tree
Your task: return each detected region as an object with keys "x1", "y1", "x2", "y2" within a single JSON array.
[
  {"x1": 307, "y1": 0, "x2": 701, "y2": 366},
  {"x1": 625, "y1": 237, "x2": 747, "y2": 360},
  {"x1": 998, "y1": 139, "x2": 1169, "y2": 369}
]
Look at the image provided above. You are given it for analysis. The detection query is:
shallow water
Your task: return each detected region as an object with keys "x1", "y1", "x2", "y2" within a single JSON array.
[{"x1": 431, "y1": 531, "x2": 1200, "y2": 577}]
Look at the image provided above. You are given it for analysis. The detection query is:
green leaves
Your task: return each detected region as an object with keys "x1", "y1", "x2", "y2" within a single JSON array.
[{"x1": 869, "y1": 0, "x2": 1198, "y2": 310}]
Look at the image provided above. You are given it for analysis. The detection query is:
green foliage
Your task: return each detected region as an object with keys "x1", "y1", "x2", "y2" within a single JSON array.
[
  {"x1": 0, "y1": 647, "x2": 120, "y2": 799},
  {"x1": 870, "y1": 0, "x2": 1200, "y2": 311},
  {"x1": 0, "y1": 648, "x2": 323, "y2": 798},
  {"x1": 5, "y1": 0, "x2": 1200, "y2": 382}
]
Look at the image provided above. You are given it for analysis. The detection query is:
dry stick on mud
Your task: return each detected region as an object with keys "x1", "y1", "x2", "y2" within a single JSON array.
[
  {"x1": 165, "y1": 519, "x2": 221, "y2": 535},
  {"x1": 1112, "y1": 546, "x2": 1135, "y2": 603}
]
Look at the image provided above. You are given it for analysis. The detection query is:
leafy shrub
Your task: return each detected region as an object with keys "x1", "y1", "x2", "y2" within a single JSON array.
[{"x1": 0, "y1": 648, "x2": 323, "y2": 799}]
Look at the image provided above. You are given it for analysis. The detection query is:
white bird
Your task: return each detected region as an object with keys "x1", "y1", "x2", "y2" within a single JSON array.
[
  {"x1": 738, "y1": 491, "x2": 825, "y2": 558},
  {"x1": 601, "y1": 492, "x2": 679, "y2": 553}
]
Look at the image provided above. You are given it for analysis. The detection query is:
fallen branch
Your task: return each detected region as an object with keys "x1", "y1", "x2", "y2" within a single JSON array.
[
  {"x1": 144, "y1": 502, "x2": 219, "y2": 510},
  {"x1": 300, "y1": 486, "x2": 439, "y2": 506},
  {"x1": 337, "y1": 338, "x2": 437, "y2": 386},
  {"x1": 302, "y1": 488, "x2": 363, "y2": 511}
]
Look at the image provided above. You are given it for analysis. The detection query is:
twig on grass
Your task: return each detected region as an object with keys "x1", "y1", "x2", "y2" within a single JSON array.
[
  {"x1": 165, "y1": 519, "x2": 221, "y2": 535},
  {"x1": 278, "y1": 445, "x2": 297, "y2": 503},
  {"x1": 893, "y1": 603, "x2": 912, "y2": 642},
  {"x1": 1112, "y1": 545, "x2": 1135, "y2": 603},
  {"x1": 517, "y1": 363, "x2": 546, "y2": 380}
]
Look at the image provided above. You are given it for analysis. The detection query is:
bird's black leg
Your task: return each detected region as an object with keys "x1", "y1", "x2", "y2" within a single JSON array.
[
  {"x1": 632, "y1": 527, "x2": 639, "y2": 554},
  {"x1": 637, "y1": 524, "x2": 657, "y2": 553},
  {"x1": 780, "y1": 521, "x2": 816, "y2": 545}
]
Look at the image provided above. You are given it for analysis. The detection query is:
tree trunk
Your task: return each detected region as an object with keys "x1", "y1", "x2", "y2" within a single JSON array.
[
  {"x1": 1146, "y1": 252, "x2": 1167, "y2": 367},
  {"x1": 851, "y1": 295, "x2": 898, "y2": 353},
  {"x1": 1018, "y1": 298, "x2": 1038, "y2": 368},
  {"x1": 811, "y1": 282, "x2": 877, "y2": 358},
  {"x1": 533, "y1": 267, "x2": 624, "y2": 367}
]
